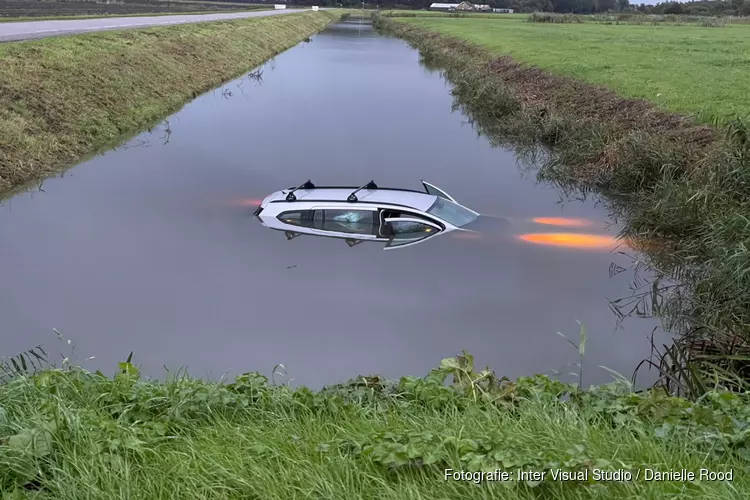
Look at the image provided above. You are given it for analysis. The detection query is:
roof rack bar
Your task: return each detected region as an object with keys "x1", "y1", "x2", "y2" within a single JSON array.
[
  {"x1": 286, "y1": 180, "x2": 315, "y2": 201},
  {"x1": 347, "y1": 180, "x2": 378, "y2": 202}
]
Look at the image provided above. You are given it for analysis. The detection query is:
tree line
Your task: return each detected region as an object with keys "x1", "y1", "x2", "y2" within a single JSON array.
[{"x1": 645, "y1": 0, "x2": 750, "y2": 15}]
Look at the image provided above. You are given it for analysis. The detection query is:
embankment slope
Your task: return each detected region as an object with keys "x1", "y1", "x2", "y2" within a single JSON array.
[{"x1": 0, "y1": 11, "x2": 338, "y2": 196}]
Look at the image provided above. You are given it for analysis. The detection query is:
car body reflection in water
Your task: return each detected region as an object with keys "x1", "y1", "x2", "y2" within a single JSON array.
[{"x1": 254, "y1": 179, "x2": 481, "y2": 250}]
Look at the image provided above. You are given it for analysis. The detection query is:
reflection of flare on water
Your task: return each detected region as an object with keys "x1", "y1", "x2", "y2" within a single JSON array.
[
  {"x1": 516, "y1": 233, "x2": 623, "y2": 250},
  {"x1": 229, "y1": 198, "x2": 263, "y2": 207},
  {"x1": 532, "y1": 217, "x2": 592, "y2": 227}
]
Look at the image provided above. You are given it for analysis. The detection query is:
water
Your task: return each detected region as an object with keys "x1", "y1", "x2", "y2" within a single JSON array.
[{"x1": 0, "y1": 20, "x2": 661, "y2": 387}]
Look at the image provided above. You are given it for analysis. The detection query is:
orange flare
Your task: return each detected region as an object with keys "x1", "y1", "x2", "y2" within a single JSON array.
[
  {"x1": 532, "y1": 217, "x2": 592, "y2": 227},
  {"x1": 229, "y1": 198, "x2": 263, "y2": 207},
  {"x1": 516, "y1": 233, "x2": 622, "y2": 250}
]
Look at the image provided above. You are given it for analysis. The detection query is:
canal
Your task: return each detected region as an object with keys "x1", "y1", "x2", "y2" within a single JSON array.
[{"x1": 0, "y1": 19, "x2": 661, "y2": 387}]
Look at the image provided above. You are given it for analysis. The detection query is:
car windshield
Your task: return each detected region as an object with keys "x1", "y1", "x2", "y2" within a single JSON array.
[{"x1": 426, "y1": 197, "x2": 478, "y2": 227}]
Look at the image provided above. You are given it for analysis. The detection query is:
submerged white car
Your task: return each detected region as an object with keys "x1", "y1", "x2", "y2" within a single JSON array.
[{"x1": 254, "y1": 180, "x2": 480, "y2": 250}]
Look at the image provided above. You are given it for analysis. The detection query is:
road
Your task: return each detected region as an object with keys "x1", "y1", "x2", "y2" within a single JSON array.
[{"x1": 0, "y1": 9, "x2": 310, "y2": 43}]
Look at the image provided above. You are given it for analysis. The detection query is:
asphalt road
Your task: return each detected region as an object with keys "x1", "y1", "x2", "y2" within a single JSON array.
[{"x1": 0, "y1": 9, "x2": 310, "y2": 43}]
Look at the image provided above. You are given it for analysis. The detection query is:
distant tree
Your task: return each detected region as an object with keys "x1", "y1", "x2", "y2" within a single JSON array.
[
  {"x1": 664, "y1": 1, "x2": 684, "y2": 13},
  {"x1": 740, "y1": 0, "x2": 750, "y2": 14},
  {"x1": 595, "y1": 0, "x2": 618, "y2": 10},
  {"x1": 684, "y1": 4, "x2": 711, "y2": 14},
  {"x1": 617, "y1": 0, "x2": 629, "y2": 10}
]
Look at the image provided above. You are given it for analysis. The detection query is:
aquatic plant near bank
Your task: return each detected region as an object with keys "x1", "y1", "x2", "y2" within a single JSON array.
[
  {"x1": 0, "y1": 348, "x2": 749, "y2": 498},
  {"x1": 0, "y1": 345, "x2": 48, "y2": 384},
  {"x1": 374, "y1": 14, "x2": 750, "y2": 394}
]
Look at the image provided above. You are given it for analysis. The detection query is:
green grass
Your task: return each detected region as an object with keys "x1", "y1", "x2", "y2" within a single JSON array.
[
  {"x1": 0, "y1": 10, "x2": 339, "y2": 197},
  {"x1": 397, "y1": 16, "x2": 750, "y2": 122},
  {"x1": 1, "y1": 349, "x2": 749, "y2": 499}
]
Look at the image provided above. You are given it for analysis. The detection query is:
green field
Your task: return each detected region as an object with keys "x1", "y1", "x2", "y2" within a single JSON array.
[
  {"x1": 1, "y1": 348, "x2": 748, "y2": 499},
  {"x1": 397, "y1": 16, "x2": 750, "y2": 122}
]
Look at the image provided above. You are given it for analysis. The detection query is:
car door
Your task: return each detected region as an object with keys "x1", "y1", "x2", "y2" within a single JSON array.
[{"x1": 421, "y1": 180, "x2": 457, "y2": 203}]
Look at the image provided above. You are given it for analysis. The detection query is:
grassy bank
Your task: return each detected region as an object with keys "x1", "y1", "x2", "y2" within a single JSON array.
[
  {"x1": 0, "y1": 8, "x2": 270, "y2": 23},
  {"x1": 0, "y1": 10, "x2": 339, "y2": 197},
  {"x1": 387, "y1": 15, "x2": 750, "y2": 122},
  {"x1": 375, "y1": 16, "x2": 750, "y2": 393},
  {"x1": 1, "y1": 350, "x2": 749, "y2": 498}
]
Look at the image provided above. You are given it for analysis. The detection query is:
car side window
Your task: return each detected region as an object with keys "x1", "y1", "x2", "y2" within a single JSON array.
[
  {"x1": 389, "y1": 220, "x2": 437, "y2": 236},
  {"x1": 314, "y1": 209, "x2": 378, "y2": 235},
  {"x1": 379, "y1": 209, "x2": 441, "y2": 227},
  {"x1": 278, "y1": 210, "x2": 314, "y2": 228}
]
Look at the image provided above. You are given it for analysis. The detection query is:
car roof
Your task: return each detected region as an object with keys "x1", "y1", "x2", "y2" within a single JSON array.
[{"x1": 273, "y1": 187, "x2": 438, "y2": 212}]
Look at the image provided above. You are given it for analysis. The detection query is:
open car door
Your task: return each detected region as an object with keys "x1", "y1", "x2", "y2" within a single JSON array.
[
  {"x1": 382, "y1": 217, "x2": 442, "y2": 251},
  {"x1": 421, "y1": 180, "x2": 457, "y2": 203}
]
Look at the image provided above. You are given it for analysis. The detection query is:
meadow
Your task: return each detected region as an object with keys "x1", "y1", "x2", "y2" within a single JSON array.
[{"x1": 398, "y1": 14, "x2": 750, "y2": 123}]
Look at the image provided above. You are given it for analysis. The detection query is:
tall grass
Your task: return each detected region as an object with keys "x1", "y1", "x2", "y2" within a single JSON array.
[
  {"x1": 1, "y1": 347, "x2": 749, "y2": 498},
  {"x1": 527, "y1": 12, "x2": 583, "y2": 23},
  {"x1": 526, "y1": 12, "x2": 734, "y2": 26},
  {"x1": 0, "y1": 346, "x2": 48, "y2": 384}
]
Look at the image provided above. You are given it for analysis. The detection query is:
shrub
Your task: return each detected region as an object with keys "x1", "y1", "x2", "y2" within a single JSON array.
[{"x1": 526, "y1": 12, "x2": 584, "y2": 24}]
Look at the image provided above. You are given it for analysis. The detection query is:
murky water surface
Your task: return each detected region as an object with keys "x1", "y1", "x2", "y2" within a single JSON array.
[{"x1": 0, "y1": 20, "x2": 660, "y2": 387}]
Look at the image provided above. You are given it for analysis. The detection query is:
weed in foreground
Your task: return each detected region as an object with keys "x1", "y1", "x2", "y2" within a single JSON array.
[{"x1": 0, "y1": 344, "x2": 749, "y2": 498}]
